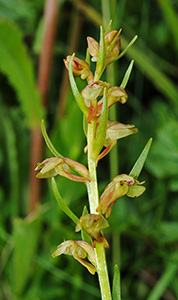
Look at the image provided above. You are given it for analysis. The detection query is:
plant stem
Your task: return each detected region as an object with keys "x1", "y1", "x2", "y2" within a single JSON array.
[{"x1": 86, "y1": 121, "x2": 112, "y2": 300}]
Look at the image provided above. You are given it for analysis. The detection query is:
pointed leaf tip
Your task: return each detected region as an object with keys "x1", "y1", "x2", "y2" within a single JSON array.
[
  {"x1": 129, "y1": 138, "x2": 153, "y2": 179},
  {"x1": 41, "y1": 119, "x2": 62, "y2": 157},
  {"x1": 112, "y1": 264, "x2": 121, "y2": 300}
]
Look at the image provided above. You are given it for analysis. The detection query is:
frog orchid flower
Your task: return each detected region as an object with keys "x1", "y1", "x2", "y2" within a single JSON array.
[
  {"x1": 81, "y1": 81, "x2": 110, "y2": 123},
  {"x1": 96, "y1": 86, "x2": 128, "y2": 118},
  {"x1": 87, "y1": 30, "x2": 121, "y2": 66},
  {"x1": 64, "y1": 55, "x2": 93, "y2": 81},
  {"x1": 75, "y1": 214, "x2": 109, "y2": 248},
  {"x1": 96, "y1": 121, "x2": 138, "y2": 164},
  {"x1": 97, "y1": 174, "x2": 146, "y2": 218},
  {"x1": 35, "y1": 157, "x2": 90, "y2": 183},
  {"x1": 52, "y1": 240, "x2": 97, "y2": 275}
]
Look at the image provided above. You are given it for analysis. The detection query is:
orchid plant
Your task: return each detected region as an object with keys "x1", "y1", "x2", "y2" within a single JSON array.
[{"x1": 35, "y1": 22, "x2": 152, "y2": 300}]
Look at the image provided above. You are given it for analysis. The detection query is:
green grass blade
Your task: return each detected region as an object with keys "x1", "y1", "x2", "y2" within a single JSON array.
[
  {"x1": 51, "y1": 178, "x2": 79, "y2": 224},
  {"x1": 0, "y1": 20, "x2": 44, "y2": 128},
  {"x1": 41, "y1": 120, "x2": 62, "y2": 157},
  {"x1": 13, "y1": 213, "x2": 41, "y2": 295},
  {"x1": 158, "y1": 0, "x2": 178, "y2": 50},
  {"x1": 147, "y1": 254, "x2": 178, "y2": 300},
  {"x1": 112, "y1": 264, "x2": 121, "y2": 300},
  {"x1": 121, "y1": 35, "x2": 178, "y2": 108},
  {"x1": 129, "y1": 138, "x2": 152, "y2": 179}
]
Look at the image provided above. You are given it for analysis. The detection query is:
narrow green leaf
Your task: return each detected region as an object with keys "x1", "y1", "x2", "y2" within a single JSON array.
[
  {"x1": 69, "y1": 53, "x2": 88, "y2": 117},
  {"x1": 41, "y1": 120, "x2": 62, "y2": 157},
  {"x1": 147, "y1": 253, "x2": 178, "y2": 300},
  {"x1": 158, "y1": 0, "x2": 178, "y2": 51},
  {"x1": 112, "y1": 264, "x2": 121, "y2": 300},
  {"x1": 81, "y1": 206, "x2": 93, "y2": 244},
  {"x1": 13, "y1": 212, "x2": 41, "y2": 295},
  {"x1": 51, "y1": 178, "x2": 79, "y2": 224},
  {"x1": 0, "y1": 20, "x2": 44, "y2": 128},
  {"x1": 92, "y1": 88, "x2": 108, "y2": 160},
  {"x1": 94, "y1": 26, "x2": 106, "y2": 80},
  {"x1": 121, "y1": 35, "x2": 178, "y2": 108},
  {"x1": 120, "y1": 60, "x2": 134, "y2": 89},
  {"x1": 117, "y1": 35, "x2": 138, "y2": 60},
  {"x1": 129, "y1": 138, "x2": 152, "y2": 179}
]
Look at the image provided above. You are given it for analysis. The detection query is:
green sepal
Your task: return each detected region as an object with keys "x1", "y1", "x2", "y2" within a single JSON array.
[
  {"x1": 120, "y1": 60, "x2": 134, "y2": 89},
  {"x1": 94, "y1": 26, "x2": 106, "y2": 80},
  {"x1": 81, "y1": 206, "x2": 93, "y2": 244},
  {"x1": 51, "y1": 177, "x2": 79, "y2": 224},
  {"x1": 112, "y1": 264, "x2": 121, "y2": 300},
  {"x1": 92, "y1": 88, "x2": 108, "y2": 160},
  {"x1": 41, "y1": 119, "x2": 62, "y2": 157},
  {"x1": 69, "y1": 53, "x2": 89, "y2": 117},
  {"x1": 115, "y1": 35, "x2": 138, "y2": 61},
  {"x1": 129, "y1": 138, "x2": 152, "y2": 179}
]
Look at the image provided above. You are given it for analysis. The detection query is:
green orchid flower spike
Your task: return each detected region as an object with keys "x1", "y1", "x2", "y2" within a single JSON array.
[{"x1": 36, "y1": 22, "x2": 152, "y2": 300}]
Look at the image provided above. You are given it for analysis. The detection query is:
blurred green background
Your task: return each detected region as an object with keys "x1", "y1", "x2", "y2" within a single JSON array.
[{"x1": 0, "y1": 0, "x2": 178, "y2": 299}]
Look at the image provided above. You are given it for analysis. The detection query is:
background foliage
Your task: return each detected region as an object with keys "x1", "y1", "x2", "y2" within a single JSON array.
[{"x1": 0, "y1": 0, "x2": 178, "y2": 299}]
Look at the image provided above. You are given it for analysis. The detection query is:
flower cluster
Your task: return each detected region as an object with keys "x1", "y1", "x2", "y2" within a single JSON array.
[{"x1": 35, "y1": 25, "x2": 148, "y2": 277}]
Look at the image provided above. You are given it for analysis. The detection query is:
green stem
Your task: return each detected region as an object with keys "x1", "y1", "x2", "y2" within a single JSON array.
[{"x1": 86, "y1": 121, "x2": 112, "y2": 300}]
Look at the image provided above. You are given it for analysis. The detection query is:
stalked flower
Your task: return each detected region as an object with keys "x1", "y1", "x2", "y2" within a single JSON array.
[
  {"x1": 96, "y1": 86, "x2": 128, "y2": 117},
  {"x1": 35, "y1": 157, "x2": 90, "y2": 183},
  {"x1": 52, "y1": 240, "x2": 97, "y2": 275},
  {"x1": 64, "y1": 55, "x2": 93, "y2": 80},
  {"x1": 97, "y1": 174, "x2": 146, "y2": 218},
  {"x1": 75, "y1": 214, "x2": 109, "y2": 248},
  {"x1": 96, "y1": 121, "x2": 138, "y2": 164},
  {"x1": 87, "y1": 30, "x2": 121, "y2": 66},
  {"x1": 81, "y1": 81, "x2": 110, "y2": 102},
  {"x1": 107, "y1": 86, "x2": 128, "y2": 105}
]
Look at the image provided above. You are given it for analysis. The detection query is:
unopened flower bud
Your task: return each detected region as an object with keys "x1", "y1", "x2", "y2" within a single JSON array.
[
  {"x1": 105, "y1": 30, "x2": 121, "y2": 65},
  {"x1": 64, "y1": 55, "x2": 90, "y2": 79},
  {"x1": 87, "y1": 37, "x2": 99, "y2": 62}
]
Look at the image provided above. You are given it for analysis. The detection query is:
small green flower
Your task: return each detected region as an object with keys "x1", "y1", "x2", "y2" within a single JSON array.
[
  {"x1": 97, "y1": 174, "x2": 146, "y2": 218},
  {"x1": 52, "y1": 240, "x2": 97, "y2": 275},
  {"x1": 76, "y1": 214, "x2": 109, "y2": 248},
  {"x1": 64, "y1": 55, "x2": 92, "y2": 80},
  {"x1": 35, "y1": 157, "x2": 90, "y2": 183},
  {"x1": 96, "y1": 121, "x2": 138, "y2": 164},
  {"x1": 81, "y1": 80, "x2": 110, "y2": 102}
]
